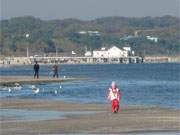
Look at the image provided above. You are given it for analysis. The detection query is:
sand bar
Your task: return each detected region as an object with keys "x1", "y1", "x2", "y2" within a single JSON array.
[
  {"x1": 0, "y1": 99, "x2": 179, "y2": 134},
  {"x1": 0, "y1": 76, "x2": 83, "y2": 86}
]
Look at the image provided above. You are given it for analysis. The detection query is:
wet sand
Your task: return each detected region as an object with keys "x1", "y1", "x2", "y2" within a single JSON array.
[
  {"x1": 0, "y1": 76, "x2": 83, "y2": 86},
  {"x1": 0, "y1": 99, "x2": 179, "y2": 135}
]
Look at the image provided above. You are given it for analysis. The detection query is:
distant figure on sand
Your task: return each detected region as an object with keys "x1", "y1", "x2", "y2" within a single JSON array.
[
  {"x1": 107, "y1": 81, "x2": 121, "y2": 113},
  {"x1": 34, "y1": 61, "x2": 40, "y2": 79},
  {"x1": 52, "y1": 61, "x2": 59, "y2": 78}
]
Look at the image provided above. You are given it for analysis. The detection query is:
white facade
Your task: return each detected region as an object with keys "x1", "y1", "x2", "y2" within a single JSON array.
[
  {"x1": 93, "y1": 50, "x2": 108, "y2": 58},
  {"x1": 123, "y1": 47, "x2": 131, "y2": 52},
  {"x1": 78, "y1": 31, "x2": 87, "y2": 34},
  {"x1": 146, "y1": 36, "x2": 158, "y2": 42},
  {"x1": 87, "y1": 31, "x2": 99, "y2": 34},
  {"x1": 72, "y1": 51, "x2": 76, "y2": 55},
  {"x1": 93, "y1": 46, "x2": 129, "y2": 58},
  {"x1": 78, "y1": 30, "x2": 100, "y2": 36}
]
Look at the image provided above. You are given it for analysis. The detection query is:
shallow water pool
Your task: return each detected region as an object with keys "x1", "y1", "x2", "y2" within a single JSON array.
[{"x1": 0, "y1": 109, "x2": 100, "y2": 122}]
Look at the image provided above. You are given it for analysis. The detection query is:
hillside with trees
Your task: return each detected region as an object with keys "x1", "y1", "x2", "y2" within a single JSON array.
[{"x1": 0, "y1": 16, "x2": 179, "y2": 56}]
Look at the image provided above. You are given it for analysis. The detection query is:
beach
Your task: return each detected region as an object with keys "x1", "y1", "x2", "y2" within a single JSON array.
[
  {"x1": 1, "y1": 99, "x2": 179, "y2": 135},
  {"x1": 0, "y1": 63, "x2": 179, "y2": 134}
]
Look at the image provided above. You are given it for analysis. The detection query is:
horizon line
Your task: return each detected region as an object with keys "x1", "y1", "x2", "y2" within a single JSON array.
[{"x1": 1, "y1": 14, "x2": 179, "y2": 21}]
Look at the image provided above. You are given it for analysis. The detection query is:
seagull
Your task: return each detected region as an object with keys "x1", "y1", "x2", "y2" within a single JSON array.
[
  {"x1": 54, "y1": 90, "x2": 58, "y2": 95},
  {"x1": 8, "y1": 88, "x2": 11, "y2": 93},
  {"x1": 32, "y1": 85, "x2": 40, "y2": 94},
  {"x1": 31, "y1": 85, "x2": 36, "y2": 89},
  {"x1": 33, "y1": 87, "x2": 39, "y2": 94},
  {"x1": 14, "y1": 83, "x2": 22, "y2": 90}
]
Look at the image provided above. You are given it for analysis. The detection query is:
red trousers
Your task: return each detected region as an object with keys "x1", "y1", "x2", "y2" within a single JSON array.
[{"x1": 111, "y1": 99, "x2": 119, "y2": 113}]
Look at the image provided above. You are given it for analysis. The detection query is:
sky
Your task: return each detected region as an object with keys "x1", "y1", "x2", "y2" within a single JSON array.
[{"x1": 1, "y1": 0, "x2": 179, "y2": 20}]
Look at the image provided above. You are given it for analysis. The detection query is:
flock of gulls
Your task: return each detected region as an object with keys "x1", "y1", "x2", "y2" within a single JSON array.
[{"x1": 4, "y1": 82, "x2": 63, "y2": 95}]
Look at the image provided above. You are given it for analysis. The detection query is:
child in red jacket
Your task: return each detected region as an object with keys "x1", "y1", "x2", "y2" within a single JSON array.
[{"x1": 107, "y1": 81, "x2": 121, "y2": 113}]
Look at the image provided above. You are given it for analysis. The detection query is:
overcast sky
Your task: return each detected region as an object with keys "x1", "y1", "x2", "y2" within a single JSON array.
[{"x1": 1, "y1": 0, "x2": 179, "y2": 20}]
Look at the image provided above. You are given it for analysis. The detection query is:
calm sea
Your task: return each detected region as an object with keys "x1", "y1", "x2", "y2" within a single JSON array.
[{"x1": 0, "y1": 63, "x2": 180, "y2": 109}]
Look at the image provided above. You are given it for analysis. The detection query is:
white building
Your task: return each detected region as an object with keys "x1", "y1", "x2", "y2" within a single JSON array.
[
  {"x1": 78, "y1": 30, "x2": 100, "y2": 36},
  {"x1": 93, "y1": 46, "x2": 129, "y2": 58},
  {"x1": 72, "y1": 51, "x2": 76, "y2": 55},
  {"x1": 84, "y1": 51, "x2": 92, "y2": 57},
  {"x1": 123, "y1": 47, "x2": 131, "y2": 52},
  {"x1": 87, "y1": 31, "x2": 100, "y2": 36},
  {"x1": 93, "y1": 47, "x2": 108, "y2": 58},
  {"x1": 146, "y1": 36, "x2": 158, "y2": 43},
  {"x1": 78, "y1": 31, "x2": 87, "y2": 34}
]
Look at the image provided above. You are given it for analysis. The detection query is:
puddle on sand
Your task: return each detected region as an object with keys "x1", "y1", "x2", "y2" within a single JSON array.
[{"x1": 0, "y1": 109, "x2": 101, "y2": 122}]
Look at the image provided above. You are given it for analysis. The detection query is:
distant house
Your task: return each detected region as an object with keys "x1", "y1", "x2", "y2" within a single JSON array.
[
  {"x1": 146, "y1": 36, "x2": 158, "y2": 43},
  {"x1": 93, "y1": 46, "x2": 129, "y2": 58},
  {"x1": 72, "y1": 51, "x2": 76, "y2": 55},
  {"x1": 123, "y1": 46, "x2": 134, "y2": 56},
  {"x1": 78, "y1": 31, "x2": 87, "y2": 35},
  {"x1": 84, "y1": 51, "x2": 92, "y2": 57},
  {"x1": 78, "y1": 30, "x2": 101, "y2": 36},
  {"x1": 93, "y1": 47, "x2": 108, "y2": 58},
  {"x1": 123, "y1": 47, "x2": 131, "y2": 52},
  {"x1": 87, "y1": 31, "x2": 101, "y2": 36}
]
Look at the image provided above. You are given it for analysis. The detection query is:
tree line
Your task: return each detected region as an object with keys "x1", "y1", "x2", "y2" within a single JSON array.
[{"x1": 0, "y1": 15, "x2": 179, "y2": 56}]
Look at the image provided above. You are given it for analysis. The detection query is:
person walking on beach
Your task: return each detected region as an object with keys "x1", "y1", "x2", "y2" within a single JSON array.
[
  {"x1": 107, "y1": 81, "x2": 121, "y2": 113},
  {"x1": 52, "y1": 61, "x2": 59, "y2": 78},
  {"x1": 34, "y1": 61, "x2": 40, "y2": 79}
]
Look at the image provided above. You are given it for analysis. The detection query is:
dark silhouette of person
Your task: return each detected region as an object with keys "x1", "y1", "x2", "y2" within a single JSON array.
[
  {"x1": 52, "y1": 62, "x2": 59, "y2": 78},
  {"x1": 34, "y1": 61, "x2": 40, "y2": 79}
]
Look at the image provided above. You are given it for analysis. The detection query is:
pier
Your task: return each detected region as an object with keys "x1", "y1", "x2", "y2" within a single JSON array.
[
  {"x1": 0, "y1": 56, "x2": 144, "y2": 65},
  {"x1": 34, "y1": 56, "x2": 143, "y2": 64}
]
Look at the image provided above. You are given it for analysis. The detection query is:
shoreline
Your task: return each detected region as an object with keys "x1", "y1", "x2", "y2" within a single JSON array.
[
  {"x1": 0, "y1": 61, "x2": 180, "y2": 67},
  {"x1": 1, "y1": 99, "x2": 179, "y2": 134}
]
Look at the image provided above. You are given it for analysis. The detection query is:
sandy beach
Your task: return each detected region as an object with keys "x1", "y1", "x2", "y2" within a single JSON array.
[{"x1": 0, "y1": 99, "x2": 179, "y2": 135}]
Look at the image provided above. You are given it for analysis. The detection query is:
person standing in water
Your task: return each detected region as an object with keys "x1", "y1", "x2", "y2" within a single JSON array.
[
  {"x1": 107, "y1": 81, "x2": 121, "y2": 113},
  {"x1": 34, "y1": 61, "x2": 40, "y2": 79},
  {"x1": 52, "y1": 61, "x2": 59, "y2": 78}
]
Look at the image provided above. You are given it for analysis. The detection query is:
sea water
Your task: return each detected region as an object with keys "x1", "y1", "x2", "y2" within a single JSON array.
[{"x1": 0, "y1": 63, "x2": 179, "y2": 109}]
